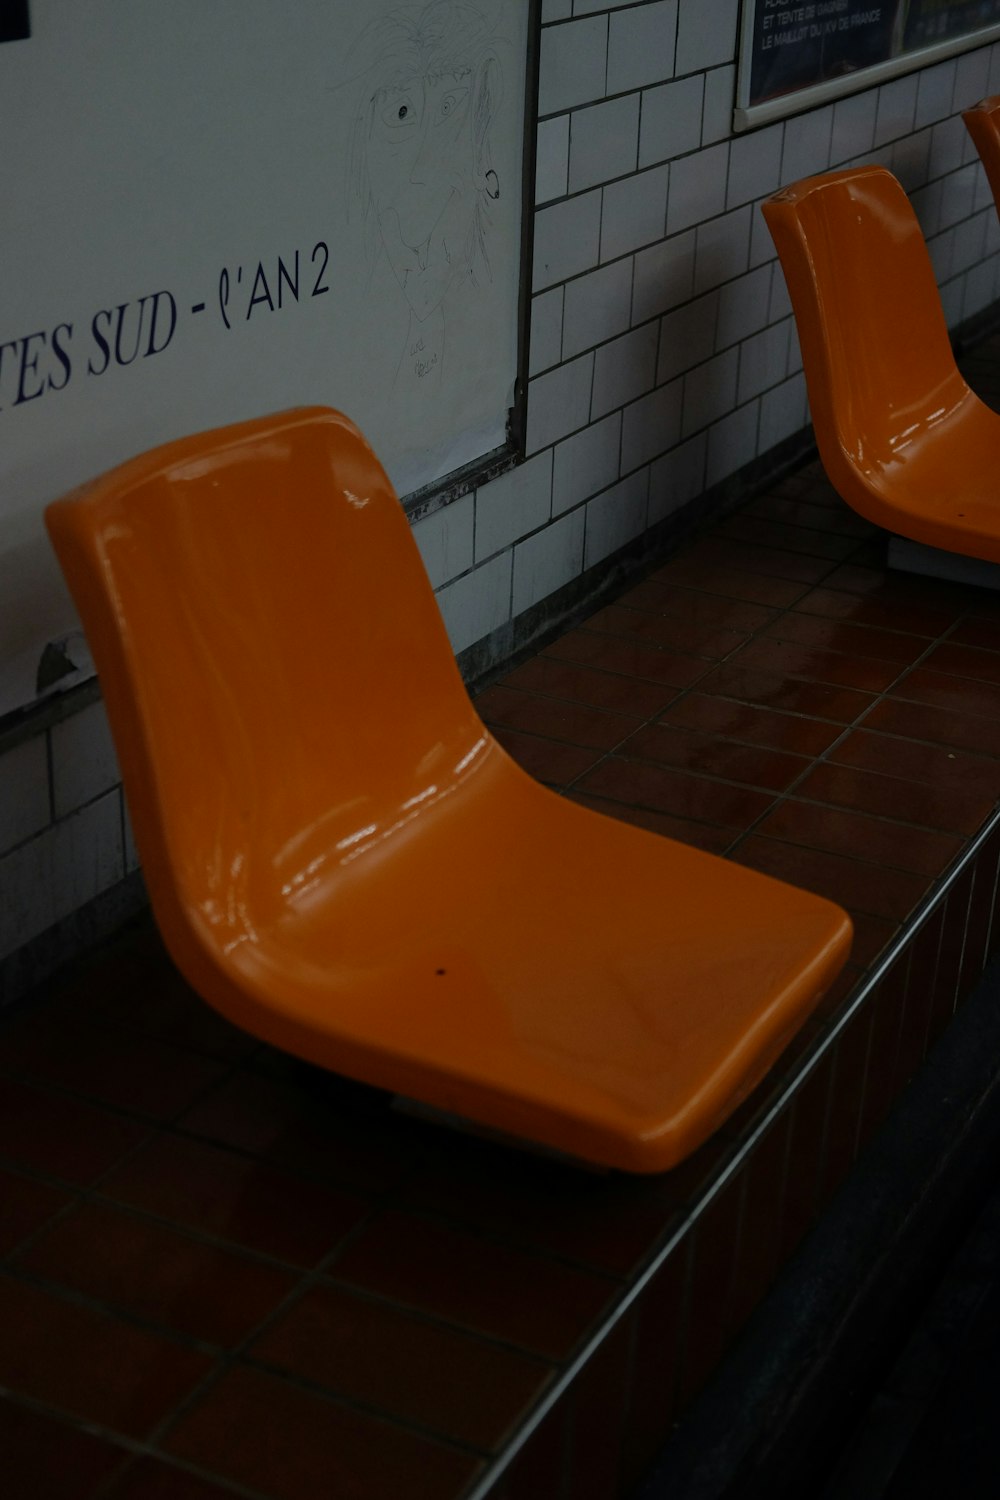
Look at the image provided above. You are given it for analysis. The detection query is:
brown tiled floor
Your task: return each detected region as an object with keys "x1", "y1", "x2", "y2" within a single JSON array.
[{"x1": 5, "y1": 341, "x2": 1000, "y2": 1497}]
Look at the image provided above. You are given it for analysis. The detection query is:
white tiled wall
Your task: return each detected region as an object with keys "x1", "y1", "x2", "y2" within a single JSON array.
[{"x1": 5, "y1": 4, "x2": 1000, "y2": 975}]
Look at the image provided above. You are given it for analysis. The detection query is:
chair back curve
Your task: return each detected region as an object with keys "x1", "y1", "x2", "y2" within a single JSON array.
[{"x1": 44, "y1": 407, "x2": 487, "y2": 948}]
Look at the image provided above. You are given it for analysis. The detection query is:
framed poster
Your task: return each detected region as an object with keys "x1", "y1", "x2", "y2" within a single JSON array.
[
  {"x1": 736, "y1": 0, "x2": 1000, "y2": 129},
  {"x1": 0, "y1": 0, "x2": 537, "y2": 716}
]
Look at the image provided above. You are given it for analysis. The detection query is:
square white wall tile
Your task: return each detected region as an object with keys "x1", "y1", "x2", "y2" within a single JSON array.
[
  {"x1": 533, "y1": 191, "x2": 603, "y2": 290},
  {"x1": 759, "y1": 371, "x2": 808, "y2": 452},
  {"x1": 649, "y1": 431, "x2": 707, "y2": 523},
  {"x1": 632, "y1": 229, "x2": 695, "y2": 323},
  {"x1": 667, "y1": 141, "x2": 728, "y2": 235},
  {"x1": 513, "y1": 507, "x2": 586, "y2": 615},
  {"x1": 675, "y1": 0, "x2": 739, "y2": 76},
  {"x1": 682, "y1": 346, "x2": 739, "y2": 437},
  {"x1": 552, "y1": 411, "x2": 622, "y2": 516},
  {"x1": 929, "y1": 115, "x2": 967, "y2": 180},
  {"x1": 954, "y1": 46, "x2": 992, "y2": 112},
  {"x1": 639, "y1": 74, "x2": 704, "y2": 169},
  {"x1": 874, "y1": 74, "x2": 918, "y2": 148},
  {"x1": 621, "y1": 378, "x2": 684, "y2": 473},
  {"x1": 570, "y1": 94, "x2": 640, "y2": 192},
  {"x1": 657, "y1": 291, "x2": 718, "y2": 383},
  {"x1": 529, "y1": 288, "x2": 564, "y2": 376},
  {"x1": 964, "y1": 255, "x2": 998, "y2": 318},
  {"x1": 694, "y1": 204, "x2": 752, "y2": 292},
  {"x1": 607, "y1": 1, "x2": 678, "y2": 96},
  {"x1": 475, "y1": 453, "x2": 553, "y2": 563},
  {"x1": 715, "y1": 263, "x2": 771, "y2": 349},
  {"x1": 435, "y1": 552, "x2": 512, "y2": 657},
  {"x1": 891, "y1": 127, "x2": 932, "y2": 193},
  {"x1": 591, "y1": 322, "x2": 659, "y2": 419},
  {"x1": 830, "y1": 91, "x2": 877, "y2": 165},
  {"x1": 51, "y1": 699, "x2": 121, "y2": 821},
  {"x1": 0, "y1": 791, "x2": 124, "y2": 961},
  {"x1": 526, "y1": 352, "x2": 595, "y2": 454},
  {"x1": 412, "y1": 493, "x2": 474, "y2": 589},
  {"x1": 780, "y1": 106, "x2": 833, "y2": 186},
  {"x1": 727, "y1": 123, "x2": 783, "y2": 209},
  {"x1": 915, "y1": 61, "x2": 957, "y2": 129},
  {"x1": 563, "y1": 257, "x2": 634, "y2": 358},
  {"x1": 706, "y1": 401, "x2": 760, "y2": 487},
  {"x1": 585, "y1": 469, "x2": 650, "y2": 569},
  {"x1": 539, "y1": 17, "x2": 608, "y2": 116},
  {"x1": 737, "y1": 320, "x2": 791, "y2": 404},
  {"x1": 601, "y1": 163, "x2": 670, "y2": 260},
  {"x1": 123, "y1": 794, "x2": 140, "y2": 874},
  {"x1": 574, "y1": 0, "x2": 634, "y2": 12},
  {"x1": 0, "y1": 736, "x2": 49, "y2": 853},
  {"x1": 543, "y1": 0, "x2": 572, "y2": 20},
  {"x1": 536, "y1": 115, "x2": 570, "y2": 204},
  {"x1": 703, "y1": 64, "x2": 736, "y2": 145}
]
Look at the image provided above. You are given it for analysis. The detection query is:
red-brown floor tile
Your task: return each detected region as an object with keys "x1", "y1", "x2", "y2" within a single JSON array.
[
  {"x1": 794, "y1": 760, "x2": 995, "y2": 835},
  {"x1": 0, "y1": 1014, "x2": 227, "y2": 1123},
  {"x1": 0, "y1": 1271, "x2": 214, "y2": 1439},
  {"x1": 102, "y1": 1133, "x2": 368, "y2": 1268},
  {"x1": 0, "y1": 1076, "x2": 149, "y2": 1185},
  {"x1": 716, "y1": 513, "x2": 862, "y2": 560},
  {"x1": 890, "y1": 665, "x2": 1000, "y2": 720},
  {"x1": 490, "y1": 726, "x2": 603, "y2": 786},
  {"x1": 165, "y1": 1364, "x2": 480, "y2": 1500},
  {"x1": 924, "y1": 640, "x2": 1000, "y2": 686},
  {"x1": 647, "y1": 555, "x2": 810, "y2": 607},
  {"x1": 616, "y1": 578, "x2": 778, "y2": 633},
  {"x1": 792, "y1": 585, "x2": 957, "y2": 637},
  {"x1": 16, "y1": 1199, "x2": 296, "y2": 1347},
  {"x1": 500, "y1": 654, "x2": 678, "y2": 717},
  {"x1": 950, "y1": 618, "x2": 1000, "y2": 652},
  {"x1": 564, "y1": 1318, "x2": 632, "y2": 1500},
  {"x1": 764, "y1": 612, "x2": 929, "y2": 665},
  {"x1": 695, "y1": 662, "x2": 876, "y2": 721},
  {"x1": 398, "y1": 1134, "x2": 684, "y2": 1278},
  {"x1": 821, "y1": 562, "x2": 970, "y2": 607},
  {"x1": 0, "y1": 1166, "x2": 71, "y2": 1255},
  {"x1": 0, "y1": 1397, "x2": 129, "y2": 1499},
  {"x1": 577, "y1": 757, "x2": 775, "y2": 830},
  {"x1": 251, "y1": 1283, "x2": 551, "y2": 1452},
  {"x1": 81, "y1": 963, "x2": 256, "y2": 1065},
  {"x1": 847, "y1": 912, "x2": 898, "y2": 969},
  {"x1": 861, "y1": 696, "x2": 1000, "y2": 759},
  {"x1": 754, "y1": 800, "x2": 963, "y2": 878},
  {"x1": 567, "y1": 792, "x2": 733, "y2": 853},
  {"x1": 660, "y1": 693, "x2": 844, "y2": 756},
  {"x1": 585, "y1": 602, "x2": 751, "y2": 660},
  {"x1": 476, "y1": 683, "x2": 642, "y2": 750},
  {"x1": 177, "y1": 1067, "x2": 413, "y2": 1194},
  {"x1": 746, "y1": 495, "x2": 875, "y2": 536},
  {"x1": 622, "y1": 722, "x2": 811, "y2": 792},
  {"x1": 332, "y1": 1210, "x2": 616, "y2": 1360},
  {"x1": 731, "y1": 637, "x2": 903, "y2": 692},
  {"x1": 104, "y1": 1456, "x2": 241, "y2": 1499},
  {"x1": 498, "y1": 1397, "x2": 570, "y2": 1500},
  {"x1": 544, "y1": 628, "x2": 710, "y2": 688},
  {"x1": 732, "y1": 837, "x2": 929, "y2": 923},
  {"x1": 682, "y1": 536, "x2": 835, "y2": 585},
  {"x1": 828, "y1": 729, "x2": 1000, "y2": 800}
]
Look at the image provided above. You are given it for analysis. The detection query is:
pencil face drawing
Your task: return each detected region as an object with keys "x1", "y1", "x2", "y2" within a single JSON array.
[{"x1": 346, "y1": 1, "x2": 505, "y2": 387}]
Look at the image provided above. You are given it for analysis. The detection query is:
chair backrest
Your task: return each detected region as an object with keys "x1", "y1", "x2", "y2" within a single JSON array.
[
  {"x1": 762, "y1": 166, "x2": 969, "y2": 497},
  {"x1": 45, "y1": 407, "x2": 486, "y2": 944},
  {"x1": 963, "y1": 95, "x2": 1000, "y2": 217}
]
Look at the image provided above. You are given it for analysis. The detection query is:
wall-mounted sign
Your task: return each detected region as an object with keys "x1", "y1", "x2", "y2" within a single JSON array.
[
  {"x1": 736, "y1": 0, "x2": 1000, "y2": 128},
  {"x1": 0, "y1": 0, "x2": 533, "y2": 716}
]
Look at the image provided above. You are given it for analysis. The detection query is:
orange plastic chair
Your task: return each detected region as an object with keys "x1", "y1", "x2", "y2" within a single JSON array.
[
  {"x1": 763, "y1": 165, "x2": 1000, "y2": 562},
  {"x1": 963, "y1": 95, "x2": 1000, "y2": 218},
  {"x1": 45, "y1": 408, "x2": 852, "y2": 1173}
]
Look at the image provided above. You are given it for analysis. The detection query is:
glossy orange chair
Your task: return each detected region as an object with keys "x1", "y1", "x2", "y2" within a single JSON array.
[
  {"x1": 45, "y1": 408, "x2": 852, "y2": 1172},
  {"x1": 764, "y1": 165, "x2": 1000, "y2": 562},
  {"x1": 963, "y1": 95, "x2": 1000, "y2": 218}
]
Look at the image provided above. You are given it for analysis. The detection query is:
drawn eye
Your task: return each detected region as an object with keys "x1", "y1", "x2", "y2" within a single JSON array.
[
  {"x1": 379, "y1": 93, "x2": 418, "y2": 129},
  {"x1": 438, "y1": 87, "x2": 469, "y2": 121}
]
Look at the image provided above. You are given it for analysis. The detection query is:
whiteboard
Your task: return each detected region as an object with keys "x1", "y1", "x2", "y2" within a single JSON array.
[{"x1": 0, "y1": 0, "x2": 529, "y2": 714}]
